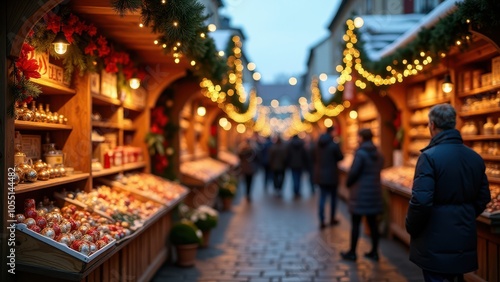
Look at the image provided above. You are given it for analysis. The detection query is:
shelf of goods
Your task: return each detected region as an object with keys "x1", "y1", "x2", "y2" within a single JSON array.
[
  {"x1": 180, "y1": 157, "x2": 231, "y2": 208},
  {"x1": 15, "y1": 172, "x2": 188, "y2": 281},
  {"x1": 217, "y1": 150, "x2": 240, "y2": 168}
]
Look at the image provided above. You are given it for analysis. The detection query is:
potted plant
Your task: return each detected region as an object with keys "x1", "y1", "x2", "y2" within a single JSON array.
[
  {"x1": 178, "y1": 204, "x2": 218, "y2": 247},
  {"x1": 169, "y1": 219, "x2": 202, "y2": 267},
  {"x1": 218, "y1": 176, "x2": 237, "y2": 211}
]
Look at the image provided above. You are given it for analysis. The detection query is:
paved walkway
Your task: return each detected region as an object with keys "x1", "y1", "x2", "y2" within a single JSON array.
[{"x1": 152, "y1": 169, "x2": 423, "y2": 282}]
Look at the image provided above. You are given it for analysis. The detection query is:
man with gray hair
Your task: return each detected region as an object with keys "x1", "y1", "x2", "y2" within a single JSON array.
[{"x1": 406, "y1": 103, "x2": 491, "y2": 281}]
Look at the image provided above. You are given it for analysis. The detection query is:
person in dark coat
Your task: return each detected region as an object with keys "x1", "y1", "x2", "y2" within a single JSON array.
[
  {"x1": 259, "y1": 136, "x2": 273, "y2": 191},
  {"x1": 313, "y1": 126, "x2": 344, "y2": 228},
  {"x1": 304, "y1": 135, "x2": 317, "y2": 195},
  {"x1": 269, "y1": 135, "x2": 287, "y2": 196},
  {"x1": 286, "y1": 135, "x2": 308, "y2": 198},
  {"x1": 238, "y1": 138, "x2": 259, "y2": 202},
  {"x1": 341, "y1": 128, "x2": 384, "y2": 262},
  {"x1": 405, "y1": 103, "x2": 491, "y2": 281}
]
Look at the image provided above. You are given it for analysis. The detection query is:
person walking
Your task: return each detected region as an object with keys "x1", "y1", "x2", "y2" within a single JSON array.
[
  {"x1": 405, "y1": 103, "x2": 491, "y2": 282},
  {"x1": 286, "y1": 135, "x2": 308, "y2": 198},
  {"x1": 313, "y1": 126, "x2": 344, "y2": 229},
  {"x1": 237, "y1": 137, "x2": 259, "y2": 202},
  {"x1": 259, "y1": 136, "x2": 273, "y2": 191},
  {"x1": 304, "y1": 134, "x2": 317, "y2": 195},
  {"x1": 269, "y1": 135, "x2": 287, "y2": 196},
  {"x1": 341, "y1": 128, "x2": 384, "y2": 261}
]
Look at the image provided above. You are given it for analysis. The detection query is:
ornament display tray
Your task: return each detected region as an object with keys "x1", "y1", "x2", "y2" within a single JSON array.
[
  {"x1": 482, "y1": 210, "x2": 500, "y2": 219},
  {"x1": 16, "y1": 223, "x2": 116, "y2": 273},
  {"x1": 53, "y1": 192, "x2": 145, "y2": 232}
]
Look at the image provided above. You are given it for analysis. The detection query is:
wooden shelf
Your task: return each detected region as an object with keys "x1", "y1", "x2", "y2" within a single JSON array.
[
  {"x1": 487, "y1": 176, "x2": 500, "y2": 184},
  {"x1": 462, "y1": 135, "x2": 500, "y2": 141},
  {"x1": 459, "y1": 107, "x2": 500, "y2": 117},
  {"x1": 122, "y1": 124, "x2": 135, "y2": 131},
  {"x1": 16, "y1": 173, "x2": 90, "y2": 193},
  {"x1": 123, "y1": 102, "x2": 144, "y2": 112},
  {"x1": 409, "y1": 120, "x2": 428, "y2": 126},
  {"x1": 458, "y1": 84, "x2": 500, "y2": 98},
  {"x1": 32, "y1": 78, "x2": 75, "y2": 95},
  {"x1": 358, "y1": 115, "x2": 377, "y2": 122},
  {"x1": 408, "y1": 134, "x2": 430, "y2": 139},
  {"x1": 92, "y1": 121, "x2": 121, "y2": 129},
  {"x1": 92, "y1": 93, "x2": 121, "y2": 106},
  {"x1": 480, "y1": 155, "x2": 500, "y2": 161},
  {"x1": 407, "y1": 97, "x2": 450, "y2": 110},
  {"x1": 92, "y1": 162, "x2": 146, "y2": 178},
  {"x1": 15, "y1": 120, "x2": 73, "y2": 130}
]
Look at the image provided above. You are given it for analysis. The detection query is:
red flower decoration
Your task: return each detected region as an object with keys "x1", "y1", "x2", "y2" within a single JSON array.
[
  {"x1": 150, "y1": 124, "x2": 163, "y2": 135},
  {"x1": 84, "y1": 41, "x2": 97, "y2": 56},
  {"x1": 44, "y1": 14, "x2": 61, "y2": 34},
  {"x1": 86, "y1": 24, "x2": 97, "y2": 37},
  {"x1": 154, "y1": 154, "x2": 168, "y2": 173},
  {"x1": 104, "y1": 62, "x2": 118, "y2": 73}
]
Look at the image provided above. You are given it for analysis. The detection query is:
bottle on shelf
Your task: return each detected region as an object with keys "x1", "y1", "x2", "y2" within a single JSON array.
[
  {"x1": 31, "y1": 101, "x2": 40, "y2": 122},
  {"x1": 484, "y1": 117, "x2": 494, "y2": 135},
  {"x1": 38, "y1": 103, "x2": 46, "y2": 122},
  {"x1": 494, "y1": 117, "x2": 500, "y2": 135}
]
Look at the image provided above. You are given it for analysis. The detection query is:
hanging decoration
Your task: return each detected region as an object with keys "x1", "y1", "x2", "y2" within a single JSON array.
[
  {"x1": 330, "y1": 0, "x2": 500, "y2": 96},
  {"x1": 145, "y1": 90, "x2": 178, "y2": 180},
  {"x1": 8, "y1": 42, "x2": 42, "y2": 116},
  {"x1": 112, "y1": 0, "x2": 227, "y2": 84}
]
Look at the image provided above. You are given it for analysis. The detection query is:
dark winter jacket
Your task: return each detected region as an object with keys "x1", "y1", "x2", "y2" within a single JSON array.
[
  {"x1": 313, "y1": 133, "x2": 344, "y2": 186},
  {"x1": 269, "y1": 141, "x2": 287, "y2": 171},
  {"x1": 346, "y1": 140, "x2": 384, "y2": 215},
  {"x1": 238, "y1": 144, "x2": 258, "y2": 176},
  {"x1": 286, "y1": 136, "x2": 308, "y2": 170},
  {"x1": 405, "y1": 129, "x2": 491, "y2": 274}
]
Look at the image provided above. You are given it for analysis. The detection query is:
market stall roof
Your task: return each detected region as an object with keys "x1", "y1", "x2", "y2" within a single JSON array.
[{"x1": 71, "y1": 0, "x2": 191, "y2": 67}]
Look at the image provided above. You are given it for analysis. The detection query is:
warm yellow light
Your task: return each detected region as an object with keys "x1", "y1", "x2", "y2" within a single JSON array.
[
  {"x1": 173, "y1": 21, "x2": 178, "y2": 27},
  {"x1": 129, "y1": 78, "x2": 141, "y2": 89},
  {"x1": 197, "y1": 106, "x2": 206, "y2": 117},
  {"x1": 319, "y1": 73, "x2": 328, "y2": 81},
  {"x1": 252, "y1": 72, "x2": 261, "y2": 81},
  {"x1": 442, "y1": 74, "x2": 453, "y2": 93},
  {"x1": 323, "y1": 118, "x2": 333, "y2": 128},
  {"x1": 353, "y1": 17, "x2": 364, "y2": 28},
  {"x1": 139, "y1": 23, "x2": 144, "y2": 28},
  {"x1": 236, "y1": 123, "x2": 246, "y2": 133},
  {"x1": 161, "y1": 0, "x2": 166, "y2": 3},
  {"x1": 271, "y1": 100, "x2": 279, "y2": 108},
  {"x1": 162, "y1": 44, "x2": 167, "y2": 48},
  {"x1": 52, "y1": 30, "x2": 70, "y2": 55},
  {"x1": 349, "y1": 110, "x2": 358, "y2": 119},
  {"x1": 200, "y1": 33, "x2": 205, "y2": 38},
  {"x1": 247, "y1": 62, "x2": 256, "y2": 71},
  {"x1": 289, "y1": 77, "x2": 297, "y2": 85},
  {"x1": 219, "y1": 117, "x2": 228, "y2": 127},
  {"x1": 190, "y1": 60, "x2": 196, "y2": 66},
  {"x1": 256, "y1": 97, "x2": 262, "y2": 104},
  {"x1": 154, "y1": 40, "x2": 159, "y2": 45},
  {"x1": 218, "y1": 50, "x2": 225, "y2": 57},
  {"x1": 174, "y1": 58, "x2": 180, "y2": 64},
  {"x1": 208, "y1": 24, "x2": 217, "y2": 32}
]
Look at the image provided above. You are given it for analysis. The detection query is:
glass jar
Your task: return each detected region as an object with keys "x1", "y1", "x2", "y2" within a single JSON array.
[
  {"x1": 484, "y1": 117, "x2": 494, "y2": 135},
  {"x1": 44, "y1": 143, "x2": 64, "y2": 167},
  {"x1": 494, "y1": 117, "x2": 500, "y2": 135},
  {"x1": 14, "y1": 143, "x2": 26, "y2": 166}
]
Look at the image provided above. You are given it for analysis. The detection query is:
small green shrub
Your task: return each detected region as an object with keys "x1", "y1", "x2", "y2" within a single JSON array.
[{"x1": 169, "y1": 219, "x2": 202, "y2": 245}]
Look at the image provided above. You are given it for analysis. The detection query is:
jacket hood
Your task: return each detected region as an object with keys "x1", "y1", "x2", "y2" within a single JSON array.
[
  {"x1": 421, "y1": 129, "x2": 462, "y2": 152},
  {"x1": 318, "y1": 133, "x2": 332, "y2": 148},
  {"x1": 359, "y1": 141, "x2": 379, "y2": 160}
]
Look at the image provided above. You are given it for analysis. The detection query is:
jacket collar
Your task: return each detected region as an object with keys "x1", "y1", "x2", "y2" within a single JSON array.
[{"x1": 420, "y1": 129, "x2": 463, "y2": 152}]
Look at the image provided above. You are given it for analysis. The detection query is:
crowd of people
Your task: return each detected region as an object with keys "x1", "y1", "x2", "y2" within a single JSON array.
[{"x1": 234, "y1": 103, "x2": 490, "y2": 282}]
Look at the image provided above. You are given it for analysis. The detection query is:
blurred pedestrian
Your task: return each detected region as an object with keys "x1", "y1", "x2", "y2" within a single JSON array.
[
  {"x1": 269, "y1": 135, "x2": 287, "y2": 196},
  {"x1": 341, "y1": 128, "x2": 384, "y2": 261},
  {"x1": 237, "y1": 138, "x2": 259, "y2": 202},
  {"x1": 405, "y1": 103, "x2": 491, "y2": 282},
  {"x1": 304, "y1": 134, "x2": 317, "y2": 195},
  {"x1": 313, "y1": 126, "x2": 344, "y2": 228},
  {"x1": 286, "y1": 135, "x2": 308, "y2": 198},
  {"x1": 259, "y1": 135, "x2": 273, "y2": 191}
]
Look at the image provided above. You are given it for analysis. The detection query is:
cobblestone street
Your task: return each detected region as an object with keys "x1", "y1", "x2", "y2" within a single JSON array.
[{"x1": 152, "y1": 169, "x2": 422, "y2": 282}]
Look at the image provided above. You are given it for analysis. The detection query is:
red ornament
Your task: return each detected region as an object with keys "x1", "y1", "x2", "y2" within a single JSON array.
[
  {"x1": 41, "y1": 227, "x2": 55, "y2": 239},
  {"x1": 35, "y1": 216, "x2": 47, "y2": 229},
  {"x1": 24, "y1": 208, "x2": 38, "y2": 219},
  {"x1": 24, "y1": 199, "x2": 35, "y2": 210},
  {"x1": 29, "y1": 224, "x2": 41, "y2": 233}
]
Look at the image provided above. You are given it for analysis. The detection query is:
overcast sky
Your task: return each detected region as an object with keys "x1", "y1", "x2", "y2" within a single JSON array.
[{"x1": 221, "y1": 0, "x2": 341, "y2": 84}]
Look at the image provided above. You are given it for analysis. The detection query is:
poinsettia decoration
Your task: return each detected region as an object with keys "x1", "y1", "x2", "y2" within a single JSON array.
[
  {"x1": 145, "y1": 101, "x2": 178, "y2": 179},
  {"x1": 8, "y1": 42, "x2": 42, "y2": 116}
]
